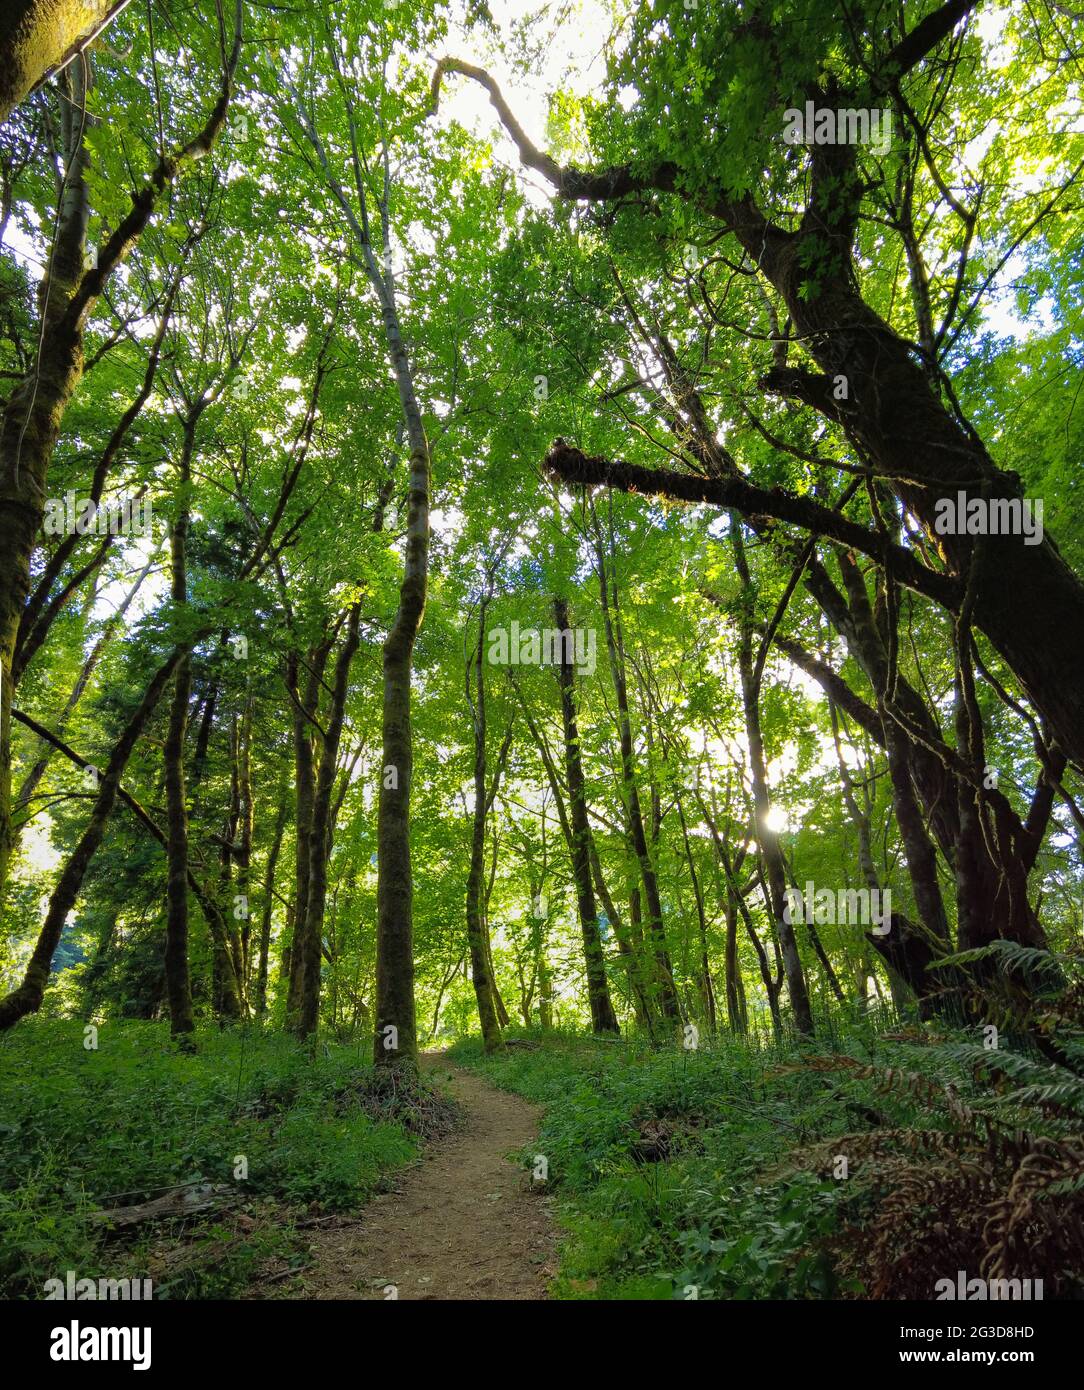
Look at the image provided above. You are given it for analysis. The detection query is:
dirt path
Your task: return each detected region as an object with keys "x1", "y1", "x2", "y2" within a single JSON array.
[{"x1": 292, "y1": 1053, "x2": 557, "y2": 1300}]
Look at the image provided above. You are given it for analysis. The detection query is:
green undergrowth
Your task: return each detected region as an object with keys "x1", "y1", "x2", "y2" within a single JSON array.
[
  {"x1": 0, "y1": 1019, "x2": 457, "y2": 1299},
  {"x1": 449, "y1": 1021, "x2": 1079, "y2": 1301}
]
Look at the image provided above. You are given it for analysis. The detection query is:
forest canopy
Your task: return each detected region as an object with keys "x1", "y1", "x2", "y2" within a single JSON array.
[{"x1": 1, "y1": 0, "x2": 1083, "y2": 1310}]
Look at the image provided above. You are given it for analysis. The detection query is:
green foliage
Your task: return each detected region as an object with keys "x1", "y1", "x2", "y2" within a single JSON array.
[
  {"x1": 0, "y1": 1020, "x2": 426, "y2": 1297},
  {"x1": 453, "y1": 1001, "x2": 1084, "y2": 1301},
  {"x1": 451, "y1": 1030, "x2": 865, "y2": 1298},
  {"x1": 266, "y1": 1108, "x2": 413, "y2": 1209},
  {"x1": 1, "y1": 0, "x2": 1083, "y2": 1307}
]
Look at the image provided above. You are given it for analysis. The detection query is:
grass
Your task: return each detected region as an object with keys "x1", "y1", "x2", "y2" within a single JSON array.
[
  {"x1": 0, "y1": 1019, "x2": 455, "y2": 1299},
  {"x1": 448, "y1": 1026, "x2": 950, "y2": 1300},
  {"x1": 7, "y1": 1005, "x2": 1078, "y2": 1301}
]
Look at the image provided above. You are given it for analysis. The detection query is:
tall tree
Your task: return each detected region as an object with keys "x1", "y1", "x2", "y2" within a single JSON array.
[
  {"x1": 553, "y1": 597, "x2": 620, "y2": 1035},
  {"x1": 0, "y1": 0, "x2": 242, "y2": 908},
  {"x1": 0, "y1": 0, "x2": 133, "y2": 127}
]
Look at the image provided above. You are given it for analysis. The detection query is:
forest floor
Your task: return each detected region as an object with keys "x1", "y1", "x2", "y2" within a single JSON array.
[
  {"x1": 9, "y1": 1021, "x2": 1072, "y2": 1301},
  {"x1": 288, "y1": 1053, "x2": 557, "y2": 1300}
]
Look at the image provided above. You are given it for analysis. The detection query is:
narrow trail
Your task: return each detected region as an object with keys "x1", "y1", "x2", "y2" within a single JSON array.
[{"x1": 294, "y1": 1053, "x2": 557, "y2": 1300}]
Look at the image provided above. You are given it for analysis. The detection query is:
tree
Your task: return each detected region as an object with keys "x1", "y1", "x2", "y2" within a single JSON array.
[{"x1": 0, "y1": 0, "x2": 132, "y2": 127}]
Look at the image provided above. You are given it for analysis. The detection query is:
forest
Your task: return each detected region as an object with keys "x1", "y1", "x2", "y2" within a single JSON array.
[{"x1": 1, "y1": 0, "x2": 1083, "y2": 1319}]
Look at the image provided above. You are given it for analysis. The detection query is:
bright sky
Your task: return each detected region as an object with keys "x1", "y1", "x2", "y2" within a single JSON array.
[{"x1": 436, "y1": 0, "x2": 616, "y2": 207}]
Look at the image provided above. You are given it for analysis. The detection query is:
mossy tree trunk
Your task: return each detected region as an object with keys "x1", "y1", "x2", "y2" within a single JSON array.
[
  {"x1": 554, "y1": 596, "x2": 620, "y2": 1035},
  {"x1": 0, "y1": 647, "x2": 183, "y2": 1030},
  {"x1": 0, "y1": 8, "x2": 241, "y2": 912},
  {"x1": 0, "y1": 0, "x2": 131, "y2": 127},
  {"x1": 465, "y1": 597, "x2": 505, "y2": 1051}
]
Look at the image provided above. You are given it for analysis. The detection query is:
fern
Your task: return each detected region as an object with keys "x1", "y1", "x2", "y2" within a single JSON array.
[
  {"x1": 785, "y1": 1025, "x2": 1084, "y2": 1298},
  {"x1": 929, "y1": 939, "x2": 1074, "y2": 985}
]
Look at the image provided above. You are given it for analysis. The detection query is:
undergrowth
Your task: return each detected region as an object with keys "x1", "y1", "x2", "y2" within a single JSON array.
[
  {"x1": 451, "y1": 946, "x2": 1084, "y2": 1301},
  {"x1": 0, "y1": 1020, "x2": 458, "y2": 1299}
]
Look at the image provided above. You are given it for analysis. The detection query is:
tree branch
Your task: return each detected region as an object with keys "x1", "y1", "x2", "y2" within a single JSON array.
[{"x1": 545, "y1": 439, "x2": 961, "y2": 610}]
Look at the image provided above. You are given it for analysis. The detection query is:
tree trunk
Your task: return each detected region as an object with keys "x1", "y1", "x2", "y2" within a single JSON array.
[
  {"x1": 297, "y1": 606, "x2": 360, "y2": 1037},
  {"x1": 677, "y1": 799, "x2": 716, "y2": 1034},
  {"x1": 236, "y1": 700, "x2": 253, "y2": 983},
  {"x1": 254, "y1": 792, "x2": 287, "y2": 1018},
  {"x1": 461, "y1": 622, "x2": 503, "y2": 1050},
  {"x1": 163, "y1": 650, "x2": 195, "y2": 1038},
  {"x1": 537, "y1": 949, "x2": 553, "y2": 1030},
  {"x1": 731, "y1": 525, "x2": 814, "y2": 1036},
  {"x1": 373, "y1": 365, "x2": 429, "y2": 1067},
  {"x1": 591, "y1": 524, "x2": 680, "y2": 1022},
  {"x1": 554, "y1": 596, "x2": 620, "y2": 1034},
  {"x1": 0, "y1": 647, "x2": 182, "y2": 1029},
  {"x1": 723, "y1": 899, "x2": 746, "y2": 1034},
  {"x1": 285, "y1": 645, "x2": 324, "y2": 1023},
  {"x1": 0, "y1": 0, "x2": 131, "y2": 127},
  {"x1": 588, "y1": 835, "x2": 653, "y2": 1034},
  {"x1": 465, "y1": 602, "x2": 504, "y2": 1051},
  {"x1": 162, "y1": 410, "x2": 202, "y2": 1038}
]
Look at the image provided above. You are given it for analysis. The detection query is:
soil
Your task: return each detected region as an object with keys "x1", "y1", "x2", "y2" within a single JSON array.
[{"x1": 285, "y1": 1053, "x2": 557, "y2": 1300}]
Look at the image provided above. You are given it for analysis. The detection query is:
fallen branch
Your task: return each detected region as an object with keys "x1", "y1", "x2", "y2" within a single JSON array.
[{"x1": 92, "y1": 1182, "x2": 237, "y2": 1230}]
